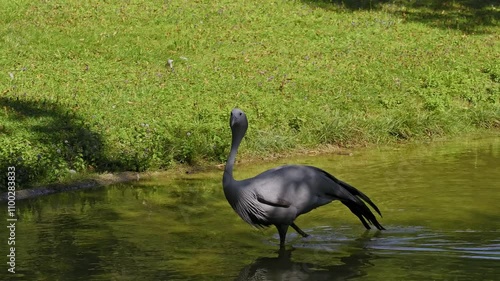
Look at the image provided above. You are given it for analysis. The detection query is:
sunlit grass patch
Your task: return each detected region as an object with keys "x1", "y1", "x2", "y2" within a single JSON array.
[{"x1": 0, "y1": 0, "x2": 498, "y2": 188}]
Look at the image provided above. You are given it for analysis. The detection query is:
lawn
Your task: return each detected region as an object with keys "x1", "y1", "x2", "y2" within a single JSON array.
[{"x1": 0, "y1": 0, "x2": 498, "y2": 188}]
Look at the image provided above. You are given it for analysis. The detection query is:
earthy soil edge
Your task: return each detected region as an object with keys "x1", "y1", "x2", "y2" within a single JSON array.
[
  {"x1": 2, "y1": 133, "x2": 496, "y2": 203},
  {"x1": 0, "y1": 144, "x2": 349, "y2": 203},
  {"x1": 0, "y1": 172, "x2": 146, "y2": 202}
]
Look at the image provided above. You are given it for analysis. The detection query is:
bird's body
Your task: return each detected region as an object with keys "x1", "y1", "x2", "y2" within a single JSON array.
[
  {"x1": 223, "y1": 108, "x2": 384, "y2": 247},
  {"x1": 225, "y1": 165, "x2": 366, "y2": 226}
]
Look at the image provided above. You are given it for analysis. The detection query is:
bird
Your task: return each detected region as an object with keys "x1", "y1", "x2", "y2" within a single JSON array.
[{"x1": 222, "y1": 108, "x2": 385, "y2": 248}]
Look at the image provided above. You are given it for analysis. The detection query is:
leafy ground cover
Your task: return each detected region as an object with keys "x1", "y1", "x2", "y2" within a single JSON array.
[{"x1": 0, "y1": 0, "x2": 498, "y2": 189}]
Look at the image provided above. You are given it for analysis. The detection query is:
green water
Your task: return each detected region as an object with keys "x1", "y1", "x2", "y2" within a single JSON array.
[{"x1": 2, "y1": 137, "x2": 499, "y2": 280}]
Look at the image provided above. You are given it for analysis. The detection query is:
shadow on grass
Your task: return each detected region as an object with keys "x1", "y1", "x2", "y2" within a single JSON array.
[
  {"x1": 303, "y1": 0, "x2": 499, "y2": 33},
  {"x1": 0, "y1": 97, "x2": 124, "y2": 189}
]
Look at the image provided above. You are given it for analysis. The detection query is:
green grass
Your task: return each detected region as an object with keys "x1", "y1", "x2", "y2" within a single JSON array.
[{"x1": 1, "y1": 0, "x2": 499, "y2": 189}]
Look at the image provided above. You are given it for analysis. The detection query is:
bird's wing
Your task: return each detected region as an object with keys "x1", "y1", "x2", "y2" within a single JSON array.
[
  {"x1": 240, "y1": 165, "x2": 384, "y2": 230},
  {"x1": 246, "y1": 165, "x2": 324, "y2": 210},
  {"x1": 256, "y1": 193, "x2": 291, "y2": 208}
]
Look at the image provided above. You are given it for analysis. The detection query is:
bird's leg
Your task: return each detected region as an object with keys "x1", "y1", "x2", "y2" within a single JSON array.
[
  {"x1": 275, "y1": 224, "x2": 289, "y2": 248},
  {"x1": 291, "y1": 223, "x2": 309, "y2": 238}
]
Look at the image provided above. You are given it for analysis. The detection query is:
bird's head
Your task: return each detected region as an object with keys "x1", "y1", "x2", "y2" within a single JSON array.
[{"x1": 230, "y1": 108, "x2": 248, "y2": 134}]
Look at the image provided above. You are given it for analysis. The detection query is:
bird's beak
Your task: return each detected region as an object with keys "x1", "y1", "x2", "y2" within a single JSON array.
[{"x1": 230, "y1": 114, "x2": 236, "y2": 127}]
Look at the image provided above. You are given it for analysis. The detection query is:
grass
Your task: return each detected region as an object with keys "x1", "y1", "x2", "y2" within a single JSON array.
[{"x1": 0, "y1": 0, "x2": 498, "y2": 189}]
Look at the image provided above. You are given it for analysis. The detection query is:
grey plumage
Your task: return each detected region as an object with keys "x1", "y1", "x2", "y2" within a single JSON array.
[{"x1": 223, "y1": 108, "x2": 384, "y2": 248}]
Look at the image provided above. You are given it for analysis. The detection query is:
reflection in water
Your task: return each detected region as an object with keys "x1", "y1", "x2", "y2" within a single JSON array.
[
  {"x1": 237, "y1": 226, "x2": 500, "y2": 281},
  {"x1": 370, "y1": 226, "x2": 500, "y2": 260},
  {"x1": 1, "y1": 137, "x2": 499, "y2": 280},
  {"x1": 236, "y1": 234, "x2": 377, "y2": 281}
]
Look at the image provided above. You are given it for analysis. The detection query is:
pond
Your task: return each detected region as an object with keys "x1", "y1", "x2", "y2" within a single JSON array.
[{"x1": 2, "y1": 137, "x2": 499, "y2": 280}]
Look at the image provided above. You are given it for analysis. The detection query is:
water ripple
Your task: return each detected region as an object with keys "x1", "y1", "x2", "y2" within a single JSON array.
[{"x1": 291, "y1": 225, "x2": 500, "y2": 261}]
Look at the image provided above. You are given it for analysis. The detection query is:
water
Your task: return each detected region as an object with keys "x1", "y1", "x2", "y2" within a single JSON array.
[{"x1": 2, "y1": 137, "x2": 499, "y2": 280}]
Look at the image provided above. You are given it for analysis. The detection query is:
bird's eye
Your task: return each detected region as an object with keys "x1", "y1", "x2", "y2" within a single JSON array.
[{"x1": 239, "y1": 112, "x2": 242, "y2": 116}]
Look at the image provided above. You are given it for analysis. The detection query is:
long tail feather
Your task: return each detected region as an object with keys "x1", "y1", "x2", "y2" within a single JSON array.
[
  {"x1": 343, "y1": 200, "x2": 385, "y2": 230},
  {"x1": 337, "y1": 179, "x2": 383, "y2": 217},
  {"x1": 313, "y1": 167, "x2": 385, "y2": 230}
]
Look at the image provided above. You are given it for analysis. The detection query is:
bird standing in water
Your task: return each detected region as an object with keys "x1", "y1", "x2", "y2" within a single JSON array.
[{"x1": 222, "y1": 108, "x2": 384, "y2": 248}]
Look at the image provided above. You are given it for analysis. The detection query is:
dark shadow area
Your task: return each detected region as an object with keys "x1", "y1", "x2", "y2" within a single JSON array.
[
  {"x1": 235, "y1": 234, "x2": 378, "y2": 281},
  {"x1": 303, "y1": 0, "x2": 499, "y2": 33},
  {"x1": 0, "y1": 97, "x2": 124, "y2": 190}
]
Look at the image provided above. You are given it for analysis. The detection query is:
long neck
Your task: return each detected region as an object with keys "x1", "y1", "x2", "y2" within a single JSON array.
[{"x1": 223, "y1": 127, "x2": 245, "y2": 187}]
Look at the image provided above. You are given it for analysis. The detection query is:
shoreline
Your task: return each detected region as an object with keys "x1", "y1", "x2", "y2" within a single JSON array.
[
  {"x1": 1, "y1": 132, "x2": 498, "y2": 202},
  {"x1": 0, "y1": 143, "x2": 351, "y2": 202},
  {"x1": 0, "y1": 172, "x2": 143, "y2": 202}
]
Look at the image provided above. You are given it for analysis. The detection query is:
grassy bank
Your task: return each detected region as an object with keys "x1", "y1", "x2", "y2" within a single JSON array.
[{"x1": 1, "y1": 0, "x2": 498, "y2": 189}]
